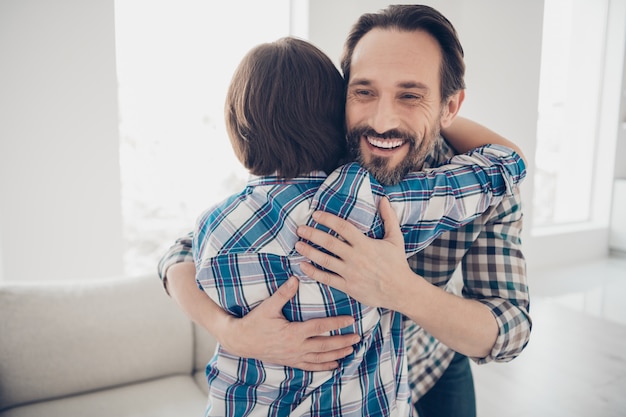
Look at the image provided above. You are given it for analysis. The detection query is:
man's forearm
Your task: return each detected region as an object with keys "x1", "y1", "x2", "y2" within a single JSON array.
[
  {"x1": 393, "y1": 272, "x2": 499, "y2": 358},
  {"x1": 165, "y1": 262, "x2": 359, "y2": 369},
  {"x1": 166, "y1": 262, "x2": 234, "y2": 338},
  {"x1": 295, "y1": 200, "x2": 501, "y2": 360}
]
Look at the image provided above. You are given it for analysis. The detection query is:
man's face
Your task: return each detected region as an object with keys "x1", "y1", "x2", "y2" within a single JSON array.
[{"x1": 345, "y1": 29, "x2": 445, "y2": 185}]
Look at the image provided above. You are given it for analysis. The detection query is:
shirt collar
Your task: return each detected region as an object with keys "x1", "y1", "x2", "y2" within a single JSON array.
[{"x1": 246, "y1": 171, "x2": 328, "y2": 187}]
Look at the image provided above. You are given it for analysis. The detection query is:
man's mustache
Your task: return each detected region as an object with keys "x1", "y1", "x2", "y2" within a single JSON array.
[{"x1": 347, "y1": 126, "x2": 417, "y2": 143}]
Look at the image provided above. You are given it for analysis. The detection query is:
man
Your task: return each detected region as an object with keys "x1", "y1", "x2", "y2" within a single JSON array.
[
  {"x1": 159, "y1": 5, "x2": 531, "y2": 416},
  {"x1": 294, "y1": 5, "x2": 531, "y2": 415}
]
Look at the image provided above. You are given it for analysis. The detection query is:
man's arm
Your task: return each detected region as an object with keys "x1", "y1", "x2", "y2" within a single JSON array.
[
  {"x1": 295, "y1": 199, "x2": 499, "y2": 358},
  {"x1": 452, "y1": 191, "x2": 531, "y2": 363},
  {"x1": 159, "y1": 237, "x2": 359, "y2": 370},
  {"x1": 293, "y1": 121, "x2": 530, "y2": 359}
]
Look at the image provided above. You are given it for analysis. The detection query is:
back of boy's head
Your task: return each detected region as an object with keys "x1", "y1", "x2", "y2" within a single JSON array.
[{"x1": 225, "y1": 37, "x2": 347, "y2": 178}]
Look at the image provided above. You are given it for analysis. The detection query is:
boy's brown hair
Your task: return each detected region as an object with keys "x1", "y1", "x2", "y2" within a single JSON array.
[{"x1": 225, "y1": 37, "x2": 347, "y2": 178}]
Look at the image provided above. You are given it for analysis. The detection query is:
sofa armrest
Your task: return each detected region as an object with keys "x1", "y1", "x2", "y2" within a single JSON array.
[{"x1": 0, "y1": 274, "x2": 195, "y2": 411}]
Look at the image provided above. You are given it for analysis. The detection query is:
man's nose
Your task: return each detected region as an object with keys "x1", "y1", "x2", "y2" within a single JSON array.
[{"x1": 370, "y1": 97, "x2": 400, "y2": 134}]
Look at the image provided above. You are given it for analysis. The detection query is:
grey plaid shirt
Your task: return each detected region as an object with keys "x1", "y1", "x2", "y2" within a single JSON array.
[{"x1": 157, "y1": 137, "x2": 531, "y2": 403}]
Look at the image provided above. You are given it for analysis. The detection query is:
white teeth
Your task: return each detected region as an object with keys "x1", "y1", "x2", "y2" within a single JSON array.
[{"x1": 366, "y1": 136, "x2": 404, "y2": 149}]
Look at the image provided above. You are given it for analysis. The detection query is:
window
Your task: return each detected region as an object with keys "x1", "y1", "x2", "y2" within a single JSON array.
[
  {"x1": 533, "y1": 0, "x2": 611, "y2": 228},
  {"x1": 114, "y1": 1, "x2": 292, "y2": 275}
]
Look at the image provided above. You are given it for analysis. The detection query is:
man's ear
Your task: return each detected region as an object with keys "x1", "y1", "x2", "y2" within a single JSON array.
[{"x1": 440, "y1": 90, "x2": 465, "y2": 128}]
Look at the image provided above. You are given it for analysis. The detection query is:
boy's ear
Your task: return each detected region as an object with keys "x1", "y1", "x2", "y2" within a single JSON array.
[{"x1": 440, "y1": 90, "x2": 465, "y2": 128}]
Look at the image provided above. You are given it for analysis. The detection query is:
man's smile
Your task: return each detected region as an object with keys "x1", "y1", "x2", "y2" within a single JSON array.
[
  {"x1": 362, "y1": 135, "x2": 411, "y2": 160},
  {"x1": 365, "y1": 136, "x2": 406, "y2": 150}
]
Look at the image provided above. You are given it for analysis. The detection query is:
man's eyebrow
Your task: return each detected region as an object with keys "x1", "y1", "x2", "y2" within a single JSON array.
[
  {"x1": 348, "y1": 78, "x2": 430, "y2": 92},
  {"x1": 398, "y1": 81, "x2": 430, "y2": 91},
  {"x1": 348, "y1": 78, "x2": 372, "y2": 87}
]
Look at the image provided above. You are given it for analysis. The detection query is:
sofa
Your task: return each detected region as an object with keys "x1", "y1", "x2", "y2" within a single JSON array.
[{"x1": 0, "y1": 274, "x2": 216, "y2": 416}]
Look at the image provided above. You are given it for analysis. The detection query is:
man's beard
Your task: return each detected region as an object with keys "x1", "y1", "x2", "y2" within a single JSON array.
[{"x1": 346, "y1": 123, "x2": 439, "y2": 185}]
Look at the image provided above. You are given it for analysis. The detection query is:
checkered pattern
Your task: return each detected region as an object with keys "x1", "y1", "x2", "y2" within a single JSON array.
[
  {"x1": 157, "y1": 142, "x2": 530, "y2": 414},
  {"x1": 404, "y1": 140, "x2": 531, "y2": 403}
]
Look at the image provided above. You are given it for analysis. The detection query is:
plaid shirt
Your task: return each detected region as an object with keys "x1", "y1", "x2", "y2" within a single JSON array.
[
  {"x1": 403, "y1": 139, "x2": 531, "y2": 401},
  {"x1": 180, "y1": 145, "x2": 525, "y2": 417}
]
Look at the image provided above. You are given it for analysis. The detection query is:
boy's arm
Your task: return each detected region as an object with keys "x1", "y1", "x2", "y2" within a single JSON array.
[
  {"x1": 310, "y1": 145, "x2": 525, "y2": 257},
  {"x1": 387, "y1": 144, "x2": 525, "y2": 255},
  {"x1": 442, "y1": 116, "x2": 527, "y2": 163}
]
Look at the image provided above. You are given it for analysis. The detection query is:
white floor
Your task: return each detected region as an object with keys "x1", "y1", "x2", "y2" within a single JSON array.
[
  {"x1": 528, "y1": 255, "x2": 626, "y2": 326},
  {"x1": 472, "y1": 255, "x2": 626, "y2": 417}
]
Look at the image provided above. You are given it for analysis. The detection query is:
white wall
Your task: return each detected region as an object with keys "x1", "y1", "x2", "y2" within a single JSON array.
[
  {"x1": 0, "y1": 0, "x2": 624, "y2": 282},
  {"x1": 611, "y1": 38, "x2": 626, "y2": 255},
  {"x1": 615, "y1": 59, "x2": 626, "y2": 180},
  {"x1": 0, "y1": 0, "x2": 124, "y2": 281},
  {"x1": 615, "y1": 44, "x2": 626, "y2": 180}
]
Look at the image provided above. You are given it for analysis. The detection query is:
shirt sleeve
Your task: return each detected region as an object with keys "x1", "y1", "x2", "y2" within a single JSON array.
[
  {"x1": 463, "y1": 190, "x2": 531, "y2": 364},
  {"x1": 309, "y1": 144, "x2": 526, "y2": 259},
  {"x1": 156, "y1": 231, "x2": 194, "y2": 295},
  {"x1": 407, "y1": 138, "x2": 531, "y2": 364},
  {"x1": 385, "y1": 144, "x2": 526, "y2": 255}
]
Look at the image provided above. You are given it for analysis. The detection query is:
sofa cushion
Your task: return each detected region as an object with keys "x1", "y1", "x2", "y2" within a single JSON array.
[
  {"x1": 0, "y1": 274, "x2": 195, "y2": 411},
  {"x1": 192, "y1": 322, "x2": 217, "y2": 395},
  {"x1": 0, "y1": 375, "x2": 206, "y2": 417}
]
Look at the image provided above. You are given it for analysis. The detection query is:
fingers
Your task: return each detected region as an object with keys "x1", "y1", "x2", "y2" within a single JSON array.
[
  {"x1": 295, "y1": 211, "x2": 368, "y2": 279},
  {"x1": 296, "y1": 360, "x2": 341, "y2": 372},
  {"x1": 299, "y1": 261, "x2": 345, "y2": 291},
  {"x1": 297, "y1": 226, "x2": 349, "y2": 264},
  {"x1": 299, "y1": 313, "x2": 355, "y2": 336},
  {"x1": 258, "y1": 276, "x2": 299, "y2": 315},
  {"x1": 295, "y1": 239, "x2": 345, "y2": 280},
  {"x1": 378, "y1": 197, "x2": 400, "y2": 234},
  {"x1": 378, "y1": 197, "x2": 402, "y2": 240},
  {"x1": 296, "y1": 213, "x2": 357, "y2": 290},
  {"x1": 297, "y1": 336, "x2": 358, "y2": 371},
  {"x1": 304, "y1": 334, "x2": 359, "y2": 356},
  {"x1": 295, "y1": 332, "x2": 360, "y2": 371},
  {"x1": 311, "y1": 211, "x2": 363, "y2": 244},
  {"x1": 289, "y1": 311, "x2": 359, "y2": 371},
  {"x1": 378, "y1": 197, "x2": 394, "y2": 224}
]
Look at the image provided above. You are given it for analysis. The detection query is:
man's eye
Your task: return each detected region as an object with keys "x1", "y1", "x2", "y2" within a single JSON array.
[
  {"x1": 355, "y1": 89, "x2": 372, "y2": 96},
  {"x1": 402, "y1": 94, "x2": 422, "y2": 100}
]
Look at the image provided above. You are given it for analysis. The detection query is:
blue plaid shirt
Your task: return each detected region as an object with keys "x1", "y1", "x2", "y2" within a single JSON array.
[{"x1": 190, "y1": 145, "x2": 525, "y2": 416}]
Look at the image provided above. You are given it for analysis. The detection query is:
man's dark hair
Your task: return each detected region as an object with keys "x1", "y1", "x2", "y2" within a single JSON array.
[
  {"x1": 225, "y1": 37, "x2": 347, "y2": 178},
  {"x1": 340, "y1": 4, "x2": 466, "y2": 101}
]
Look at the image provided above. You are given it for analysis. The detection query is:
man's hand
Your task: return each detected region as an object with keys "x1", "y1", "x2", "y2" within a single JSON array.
[
  {"x1": 295, "y1": 198, "x2": 501, "y2": 358},
  {"x1": 166, "y1": 263, "x2": 359, "y2": 371},
  {"x1": 295, "y1": 197, "x2": 413, "y2": 310},
  {"x1": 221, "y1": 276, "x2": 360, "y2": 371}
]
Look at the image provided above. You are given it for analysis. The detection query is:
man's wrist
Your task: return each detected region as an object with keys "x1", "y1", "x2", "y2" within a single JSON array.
[{"x1": 214, "y1": 314, "x2": 246, "y2": 356}]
